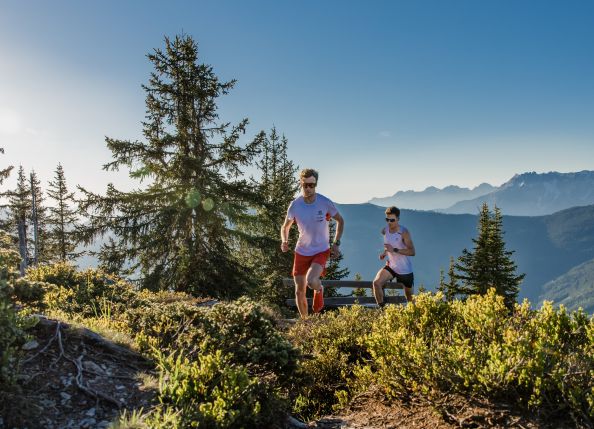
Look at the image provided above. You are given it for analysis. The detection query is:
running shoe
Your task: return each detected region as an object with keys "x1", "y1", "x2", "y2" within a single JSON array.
[{"x1": 312, "y1": 285, "x2": 324, "y2": 313}]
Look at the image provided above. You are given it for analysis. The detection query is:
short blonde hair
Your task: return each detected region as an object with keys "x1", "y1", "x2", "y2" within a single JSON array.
[{"x1": 299, "y1": 168, "x2": 319, "y2": 182}]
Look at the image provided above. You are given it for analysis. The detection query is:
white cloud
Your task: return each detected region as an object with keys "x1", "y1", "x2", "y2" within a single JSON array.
[{"x1": 378, "y1": 130, "x2": 391, "y2": 138}]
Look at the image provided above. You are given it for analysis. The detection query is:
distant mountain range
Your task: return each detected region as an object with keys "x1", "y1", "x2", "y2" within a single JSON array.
[
  {"x1": 369, "y1": 183, "x2": 495, "y2": 210},
  {"x1": 336, "y1": 203, "x2": 594, "y2": 310},
  {"x1": 443, "y1": 171, "x2": 594, "y2": 216},
  {"x1": 370, "y1": 170, "x2": 594, "y2": 217}
]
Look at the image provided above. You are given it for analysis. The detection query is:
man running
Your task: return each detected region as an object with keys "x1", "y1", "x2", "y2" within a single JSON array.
[
  {"x1": 281, "y1": 169, "x2": 344, "y2": 317},
  {"x1": 373, "y1": 206, "x2": 416, "y2": 306}
]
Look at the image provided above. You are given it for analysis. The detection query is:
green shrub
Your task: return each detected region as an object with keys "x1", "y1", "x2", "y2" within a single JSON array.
[
  {"x1": 155, "y1": 349, "x2": 272, "y2": 428},
  {"x1": 0, "y1": 232, "x2": 28, "y2": 385},
  {"x1": 287, "y1": 305, "x2": 376, "y2": 420},
  {"x1": 363, "y1": 289, "x2": 594, "y2": 424},
  {"x1": 127, "y1": 297, "x2": 299, "y2": 379},
  {"x1": 27, "y1": 262, "x2": 138, "y2": 317}
]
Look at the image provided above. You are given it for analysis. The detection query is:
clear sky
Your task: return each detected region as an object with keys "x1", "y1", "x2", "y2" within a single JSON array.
[{"x1": 1, "y1": 0, "x2": 593, "y2": 203}]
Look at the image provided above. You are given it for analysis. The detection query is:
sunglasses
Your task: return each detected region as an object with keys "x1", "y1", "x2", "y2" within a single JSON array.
[
  {"x1": 302, "y1": 182, "x2": 317, "y2": 189},
  {"x1": 385, "y1": 218, "x2": 397, "y2": 223}
]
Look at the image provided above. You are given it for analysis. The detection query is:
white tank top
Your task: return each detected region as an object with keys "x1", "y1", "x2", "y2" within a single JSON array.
[{"x1": 384, "y1": 225, "x2": 413, "y2": 274}]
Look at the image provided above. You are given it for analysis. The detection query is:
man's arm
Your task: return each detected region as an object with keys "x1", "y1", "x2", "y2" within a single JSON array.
[
  {"x1": 280, "y1": 217, "x2": 294, "y2": 252},
  {"x1": 330, "y1": 212, "x2": 344, "y2": 257},
  {"x1": 399, "y1": 230, "x2": 416, "y2": 256}
]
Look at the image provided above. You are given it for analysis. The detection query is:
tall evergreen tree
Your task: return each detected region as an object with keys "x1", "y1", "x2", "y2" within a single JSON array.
[
  {"x1": 452, "y1": 203, "x2": 524, "y2": 308},
  {"x1": 241, "y1": 127, "x2": 299, "y2": 303},
  {"x1": 437, "y1": 256, "x2": 458, "y2": 301},
  {"x1": 78, "y1": 35, "x2": 263, "y2": 298},
  {"x1": 0, "y1": 148, "x2": 14, "y2": 232},
  {"x1": 46, "y1": 164, "x2": 80, "y2": 262},
  {"x1": 487, "y1": 206, "x2": 524, "y2": 307},
  {"x1": 324, "y1": 220, "x2": 349, "y2": 280},
  {"x1": 7, "y1": 166, "x2": 30, "y2": 272},
  {"x1": 28, "y1": 170, "x2": 48, "y2": 265}
]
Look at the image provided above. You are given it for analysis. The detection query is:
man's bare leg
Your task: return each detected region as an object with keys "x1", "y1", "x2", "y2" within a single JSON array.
[
  {"x1": 404, "y1": 286, "x2": 414, "y2": 303},
  {"x1": 372, "y1": 268, "x2": 392, "y2": 306},
  {"x1": 294, "y1": 275, "x2": 308, "y2": 318},
  {"x1": 306, "y1": 263, "x2": 324, "y2": 292}
]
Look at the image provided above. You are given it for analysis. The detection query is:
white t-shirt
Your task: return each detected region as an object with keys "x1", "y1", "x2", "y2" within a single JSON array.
[
  {"x1": 286, "y1": 194, "x2": 339, "y2": 256},
  {"x1": 384, "y1": 225, "x2": 413, "y2": 274}
]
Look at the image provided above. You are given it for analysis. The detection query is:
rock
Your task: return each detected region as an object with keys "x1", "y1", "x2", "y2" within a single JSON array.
[
  {"x1": 60, "y1": 392, "x2": 72, "y2": 401},
  {"x1": 286, "y1": 415, "x2": 309, "y2": 428},
  {"x1": 83, "y1": 360, "x2": 104, "y2": 374},
  {"x1": 116, "y1": 384, "x2": 125, "y2": 390},
  {"x1": 40, "y1": 399, "x2": 56, "y2": 408},
  {"x1": 22, "y1": 339, "x2": 39, "y2": 350},
  {"x1": 79, "y1": 417, "x2": 97, "y2": 428},
  {"x1": 97, "y1": 421, "x2": 111, "y2": 429},
  {"x1": 85, "y1": 407, "x2": 96, "y2": 417}
]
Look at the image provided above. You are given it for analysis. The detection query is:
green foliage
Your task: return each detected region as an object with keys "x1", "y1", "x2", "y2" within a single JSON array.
[
  {"x1": 46, "y1": 163, "x2": 81, "y2": 262},
  {"x1": 122, "y1": 297, "x2": 296, "y2": 427},
  {"x1": 26, "y1": 262, "x2": 137, "y2": 317},
  {"x1": 363, "y1": 290, "x2": 594, "y2": 425},
  {"x1": 240, "y1": 127, "x2": 299, "y2": 306},
  {"x1": 324, "y1": 220, "x2": 349, "y2": 283},
  {"x1": 0, "y1": 231, "x2": 31, "y2": 415},
  {"x1": 127, "y1": 297, "x2": 299, "y2": 379},
  {"x1": 287, "y1": 306, "x2": 376, "y2": 420},
  {"x1": 77, "y1": 34, "x2": 263, "y2": 299},
  {"x1": 155, "y1": 349, "x2": 271, "y2": 428},
  {"x1": 452, "y1": 203, "x2": 524, "y2": 308}
]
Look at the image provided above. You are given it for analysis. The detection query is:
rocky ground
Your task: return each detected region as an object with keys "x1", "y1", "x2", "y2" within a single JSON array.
[{"x1": 2, "y1": 317, "x2": 157, "y2": 429}]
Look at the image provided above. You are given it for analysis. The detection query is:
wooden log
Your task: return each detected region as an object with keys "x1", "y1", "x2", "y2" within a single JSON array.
[
  {"x1": 282, "y1": 278, "x2": 403, "y2": 289},
  {"x1": 285, "y1": 295, "x2": 407, "y2": 307}
]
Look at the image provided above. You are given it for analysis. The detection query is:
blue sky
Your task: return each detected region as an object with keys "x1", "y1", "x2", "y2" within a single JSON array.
[{"x1": 1, "y1": 0, "x2": 593, "y2": 203}]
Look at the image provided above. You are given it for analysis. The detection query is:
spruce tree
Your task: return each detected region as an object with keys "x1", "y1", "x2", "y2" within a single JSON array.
[
  {"x1": 28, "y1": 170, "x2": 48, "y2": 265},
  {"x1": 7, "y1": 166, "x2": 30, "y2": 272},
  {"x1": 437, "y1": 256, "x2": 458, "y2": 301},
  {"x1": 241, "y1": 127, "x2": 299, "y2": 303},
  {"x1": 324, "y1": 220, "x2": 349, "y2": 280},
  {"x1": 452, "y1": 203, "x2": 524, "y2": 308},
  {"x1": 78, "y1": 35, "x2": 263, "y2": 298},
  {"x1": 0, "y1": 148, "x2": 14, "y2": 232},
  {"x1": 46, "y1": 164, "x2": 80, "y2": 262},
  {"x1": 487, "y1": 206, "x2": 524, "y2": 308}
]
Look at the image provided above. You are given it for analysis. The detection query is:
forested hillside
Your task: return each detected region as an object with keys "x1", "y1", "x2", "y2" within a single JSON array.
[{"x1": 337, "y1": 203, "x2": 594, "y2": 305}]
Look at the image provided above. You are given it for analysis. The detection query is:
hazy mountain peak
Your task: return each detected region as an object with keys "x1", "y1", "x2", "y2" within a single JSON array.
[
  {"x1": 369, "y1": 183, "x2": 496, "y2": 210},
  {"x1": 443, "y1": 170, "x2": 594, "y2": 216}
]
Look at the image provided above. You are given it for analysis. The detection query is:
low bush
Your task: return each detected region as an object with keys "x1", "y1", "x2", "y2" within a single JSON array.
[
  {"x1": 363, "y1": 289, "x2": 594, "y2": 425},
  {"x1": 0, "y1": 231, "x2": 35, "y2": 422},
  {"x1": 287, "y1": 305, "x2": 376, "y2": 420},
  {"x1": 155, "y1": 349, "x2": 278, "y2": 428},
  {"x1": 127, "y1": 297, "x2": 299, "y2": 379},
  {"x1": 26, "y1": 262, "x2": 138, "y2": 317}
]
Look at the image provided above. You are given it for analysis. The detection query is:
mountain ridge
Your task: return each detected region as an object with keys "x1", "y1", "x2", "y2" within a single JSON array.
[{"x1": 442, "y1": 170, "x2": 594, "y2": 216}]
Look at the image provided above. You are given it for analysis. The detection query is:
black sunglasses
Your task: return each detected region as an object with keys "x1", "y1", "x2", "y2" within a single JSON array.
[
  {"x1": 302, "y1": 182, "x2": 317, "y2": 189},
  {"x1": 385, "y1": 218, "x2": 397, "y2": 223}
]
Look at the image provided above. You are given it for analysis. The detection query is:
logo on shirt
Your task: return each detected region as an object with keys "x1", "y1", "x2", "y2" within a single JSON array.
[{"x1": 316, "y1": 210, "x2": 325, "y2": 222}]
